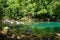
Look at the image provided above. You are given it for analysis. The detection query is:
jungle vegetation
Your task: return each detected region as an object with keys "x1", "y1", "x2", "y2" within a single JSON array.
[{"x1": 0, "y1": 0, "x2": 60, "y2": 35}]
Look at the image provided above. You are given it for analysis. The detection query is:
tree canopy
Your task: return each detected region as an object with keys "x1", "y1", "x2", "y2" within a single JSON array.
[{"x1": 0, "y1": 0, "x2": 60, "y2": 20}]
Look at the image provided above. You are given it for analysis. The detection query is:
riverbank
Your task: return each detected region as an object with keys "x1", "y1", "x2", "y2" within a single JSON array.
[{"x1": 0, "y1": 27, "x2": 60, "y2": 40}]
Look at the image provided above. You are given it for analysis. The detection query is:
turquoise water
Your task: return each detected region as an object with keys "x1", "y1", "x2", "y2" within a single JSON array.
[
  {"x1": 14, "y1": 22, "x2": 60, "y2": 34},
  {"x1": 30, "y1": 22, "x2": 60, "y2": 28},
  {"x1": 34, "y1": 22, "x2": 60, "y2": 27},
  {"x1": 27, "y1": 22, "x2": 60, "y2": 33}
]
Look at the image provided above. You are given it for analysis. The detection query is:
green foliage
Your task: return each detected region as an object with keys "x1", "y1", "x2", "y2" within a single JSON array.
[
  {"x1": 0, "y1": 0, "x2": 60, "y2": 19},
  {"x1": 0, "y1": 0, "x2": 60, "y2": 35}
]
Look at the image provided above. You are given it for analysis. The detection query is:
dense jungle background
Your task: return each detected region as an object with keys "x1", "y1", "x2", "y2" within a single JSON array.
[{"x1": 0, "y1": 0, "x2": 60, "y2": 40}]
